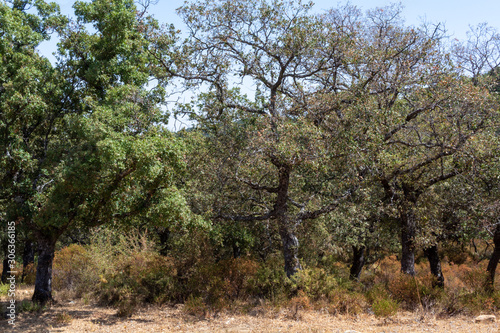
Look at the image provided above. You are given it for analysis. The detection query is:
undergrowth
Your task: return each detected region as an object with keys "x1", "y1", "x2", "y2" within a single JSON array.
[{"x1": 46, "y1": 228, "x2": 500, "y2": 318}]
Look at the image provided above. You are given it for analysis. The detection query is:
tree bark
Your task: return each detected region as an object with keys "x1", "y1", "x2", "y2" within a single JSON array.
[
  {"x1": 1, "y1": 240, "x2": 8, "y2": 284},
  {"x1": 278, "y1": 222, "x2": 301, "y2": 277},
  {"x1": 22, "y1": 239, "x2": 35, "y2": 283},
  {"x1": 32, "y1": 234, "x2": 57, "y2": 305},
  {"x1": 400, "y1": 202, "x2": 416, "y2": 276},
  {"x1": 486, "y1": 223, "x2": 500, "y2": 292},
  {"x1": 424, "y1": 244, "x2": 444, "y2": 288},
  {"x1": 350, "y1": 245, "x2": 366, "y2": 280},
  {"x1": 274, "y1": 164, "x2": 301, "y2": 277},
  {"x1": 156, "y1": 227, "x2": 170, "y2": 256}
]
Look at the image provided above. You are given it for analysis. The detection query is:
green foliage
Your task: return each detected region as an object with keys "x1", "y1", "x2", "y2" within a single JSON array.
[
  {"x1": 16, "y1": 300, "x2": 47, "y2": 313},
  {"x1": 372, "y1": 298, "x2": 399, "y2": 318},
  {"x1": 2, "y1": 0, "x2": 500, "y2": 316},
  {"x1": 248, "y1": 254, "x2": 293, "y2": 301},
  {"x1": 293, "y1": 268, "x2": 338, "y2": 301},
  {"x1": 0, "y1": 283, "x2": 10, "y2": 297}
]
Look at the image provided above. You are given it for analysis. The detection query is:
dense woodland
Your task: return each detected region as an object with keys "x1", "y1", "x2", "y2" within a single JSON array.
[{"x1": 1, "y1": 0, "x2": 500, "y2": 317}]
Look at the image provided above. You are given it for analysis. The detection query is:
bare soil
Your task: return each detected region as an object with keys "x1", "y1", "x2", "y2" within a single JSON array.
[{"x1": 1, "y1": 287, "x2": 499, "y2": 333}]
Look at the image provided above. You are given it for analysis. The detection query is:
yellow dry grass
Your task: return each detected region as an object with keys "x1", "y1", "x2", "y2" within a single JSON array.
[{"x1": 1, "y1": 288, "x2": 499, "y2": 333}]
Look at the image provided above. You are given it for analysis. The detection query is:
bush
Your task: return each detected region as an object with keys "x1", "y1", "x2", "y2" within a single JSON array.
[
  {"x1": 293, "y1": 267, "x2": 338, "y2": 301},
  {"x1": 184, "y1": 295, "x2": 209, "y2": 317},
  {"x1": 386, "y1": 273, "x2": 438, "y2": 310},
  {"x1": 22, "y1": 262, "x2": 36, "y2": 285},
  {"x1": 247, "y1": 253, "x2": 292, "y2": 301},
  {"x1": 53, "y1": 244, "x2": 92, "y2": 293},
  {"x1": 97, "y1": 250, "x2": 177, "y2": 308},
  {"x1": 327, "y1": 289, "x2": 366, "y2": 315},
  {"x1": 372, "y1": 298, "x2": 398, "y2": 318}
]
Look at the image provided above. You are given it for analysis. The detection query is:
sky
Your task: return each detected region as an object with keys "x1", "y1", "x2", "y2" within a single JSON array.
[
  {"x1": 40, "y1": 0, "x2": 500, "y2": 63},
  {"x1": 148, "y1": 0, "x2": 500, "y2": 40},
  {"x1": 36, "y1": 0, "x2": 500, "y2": 130}
]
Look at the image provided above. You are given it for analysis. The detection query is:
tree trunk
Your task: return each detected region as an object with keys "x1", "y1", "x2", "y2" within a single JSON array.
[
  {"x1": 32, "y1": 234, "x2": 57, "y2": 305},
  {"x1": 156, "y1": 227, "x2": 170, "y2": 256},
  {"x1": 350, "y1": 245, "x2": 366, "y2": 280},
  {"x1": 486, "y1": 223, "x2": 500, "y2": 292},
  {"x1": 232, "y1": 244, "x2": 241, "y2": 259},
  {"x1": 1, "y1": 247, "x2": 8, "y2": 284},
  {"x1": 275, "y1": 164, "x2": 301, "y2": 278},
  {"x1": 424, "y1": 244, "x2": 444, "y2": 288},
  {"x1": 278, "y1": 223, "x2": 301, "y2": 277},
  {"x1": 22, "y1": 239, "x2": 35, "y2": 283},
  {"x1": 1, "y1": 238, "x2": 11, "y2": 284},
  {"x1": 400, "y1": 203, "x2": 416, "y2": 275}
]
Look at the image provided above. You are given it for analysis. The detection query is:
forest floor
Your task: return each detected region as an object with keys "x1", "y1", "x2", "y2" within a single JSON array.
[{"x1": 1, "y1": 286, "x2": 499, "y2": 333}]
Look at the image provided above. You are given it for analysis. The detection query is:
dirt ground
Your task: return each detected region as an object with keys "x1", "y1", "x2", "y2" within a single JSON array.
[{"x1": 1, "y1": 286, "x2": 499, "y2": 333}]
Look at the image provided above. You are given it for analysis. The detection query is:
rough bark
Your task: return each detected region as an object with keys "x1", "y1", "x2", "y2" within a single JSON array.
[
  {"x1": 486, "y1": 223, "x2": 500, "y2": 292},
  {"x1": 400, "y1": 202, "x2": 416, "y2": 276},
  {"x1": 1, "y1": 240, "x2": 8, "y2": 284},
  {"x1": 275, "y1": 164, "x2": 301, "y2": 277},
  {"x1": 32, "y1": 234, "x2": 57, "y2": 305},
  {"x1": 22, "y1": 239, "x2": 35, "y2": 283},
  {"x1": 349, "y1": 245, "x2": 366, "y2": 280},
  {"x1": 424, "y1": 244, "x2": 444, "y2": 288},
  {"x1": 278, "y1": 222, "x2": 301, "y2": 277}
]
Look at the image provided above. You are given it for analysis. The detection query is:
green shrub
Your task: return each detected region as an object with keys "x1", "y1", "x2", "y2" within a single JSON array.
[
  {"x1": 97, "y1": 252, "x2": 177, "y2": 308},
  {"x1": 247, "y1": 254, "x2": 292, "y2": 301},
  {"x1": 372, "y1": 298, "x2": 398, "y2": 318},
  {"x1": 16, "y1": 300, "x2": 46, "y2": 313},
  {"x1": 294, "y1": 267, "x2": 337, "y2": 301},
  {"x1": 0, "y1": 283, "x2": 10, "y2": 297}
]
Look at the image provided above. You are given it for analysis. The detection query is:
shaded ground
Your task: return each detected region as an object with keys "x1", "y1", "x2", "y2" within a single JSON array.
[{"x1": 1, "y1": 287, "x2": 499, "y2": 332}]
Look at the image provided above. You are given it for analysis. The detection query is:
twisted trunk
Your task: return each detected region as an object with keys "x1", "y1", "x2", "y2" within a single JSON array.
[{"x1": 424, "y1": 244, "x2": 444, "y2": 288}]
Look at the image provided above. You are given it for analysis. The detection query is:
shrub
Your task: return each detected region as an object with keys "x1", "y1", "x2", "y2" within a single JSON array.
[
  {"x1": 53, "y1": 244, "x2": 92, "y2": 292},
  {"x1": 385, "y1": 273, "x2": 441, "y2": 310},
  {"x1": 327, "y1": 289, "x2": 366, "y2": 315},
  {"x1": 247, "y1": 253, "x2": 292, "y2": 301},
  {"x1": 372, "y1": 298, "x2": 399, "y2": 318},
  {"x1": 54, "y1": 312, "x2": 73, "y2": 324},
  {"x1": 22, "y1": 262, "x2": 36, "y2": 285},
  {"x1": 288, "y1": 290, "x2": 311, "y2": 319},
  {"x1": 184, "y1": 295, "x2": 209, "y2": 317},
  {"x1": 0, "y1": 283, "x2": 10, "y2": 297},
  {"x1": 366, "y1": 283, "x2": 390, "y2": 303},
  {"x1": 97, "y1": 251, "x2": 177, "y2": 308},
  {"x1": 293, "y1": 267, "x2": 338, "y2": 301}
]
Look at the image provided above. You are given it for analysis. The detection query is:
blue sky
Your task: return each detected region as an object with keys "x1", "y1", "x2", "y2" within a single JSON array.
[
  {"x1": 36, "y1": 0, "x2": 500, "y2": 130},
  {"x1": 148, "y1": 0, "x2": 500, "y2": 40},
  {"x1": 39, "y1": 0, "x2": 500, "y2": 63}
]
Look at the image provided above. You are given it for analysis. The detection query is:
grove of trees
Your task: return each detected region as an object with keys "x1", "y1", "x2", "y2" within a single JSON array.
[{"x1": 1, "y1": 0, "x2": 499, "y2": 309}]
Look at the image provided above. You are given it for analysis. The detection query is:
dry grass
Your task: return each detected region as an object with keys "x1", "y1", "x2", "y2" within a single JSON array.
[{"x1": 1, "y1": 287, "x2": 499, "y2": 333}]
